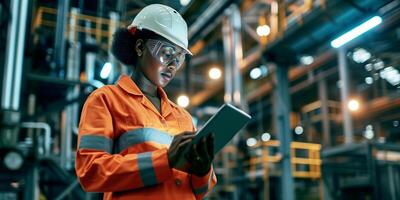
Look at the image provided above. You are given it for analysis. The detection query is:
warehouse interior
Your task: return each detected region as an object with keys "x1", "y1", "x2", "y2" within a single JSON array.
[{"x1": 0, "y1": 0, "x2": 400, "y2": 199}]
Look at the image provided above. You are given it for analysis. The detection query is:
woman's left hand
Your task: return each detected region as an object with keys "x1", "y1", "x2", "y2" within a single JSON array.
[{"x1": 185, "y1": 133, "x2": 214, "y2": 177}]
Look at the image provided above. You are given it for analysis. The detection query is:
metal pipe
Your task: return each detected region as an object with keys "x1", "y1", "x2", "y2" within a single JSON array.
[
  {"x1": 61, "y1": 8, "x2": 81, "y2": 169},
  {"x1": 108, "y1": 12, "x2": 119, "y2": 84},
  {"x1": 2, "y1": 0, "x2": 19, "y2": 109},
  {"x1": 20, "y1": 122, "x2": 52, "y2": 156},
  {"x1": 231, "y1": 5, "x2": 244, "y2": 109},
  {"x1": 222, "y1": 14, "x2": 233, "y2": 104},
  {"x1": 338, "y1": 47, "x2": 353, "y2": 144},
  {"x1": 12, "y1": 0, "x2": 29, "y2": 111},
  {"x1": 54, "y1": 0, "x2": 70, "y2": 77}
]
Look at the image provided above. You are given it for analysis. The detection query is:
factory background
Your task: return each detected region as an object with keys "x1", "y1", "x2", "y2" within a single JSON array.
[{"x1": 0, "y1": 0, "x2": 399, "y2": 199}]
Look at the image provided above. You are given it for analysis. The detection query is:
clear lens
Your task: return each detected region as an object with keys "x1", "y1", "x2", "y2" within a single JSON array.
[{"x1": 147, "y1": 39, "x2": 186, "y2": 69}]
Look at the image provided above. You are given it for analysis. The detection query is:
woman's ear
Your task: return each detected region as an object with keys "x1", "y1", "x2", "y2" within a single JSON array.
[{"x1": 135, "y1": 39, "x2": 144, "y2": 57}]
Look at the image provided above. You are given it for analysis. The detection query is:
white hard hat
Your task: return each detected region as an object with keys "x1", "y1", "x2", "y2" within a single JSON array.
[{"x1": 128, "y1": 4, "x2": 192, "y2": 55}]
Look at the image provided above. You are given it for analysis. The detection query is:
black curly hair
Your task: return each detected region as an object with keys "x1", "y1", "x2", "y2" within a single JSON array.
[{"x1": 111, "y1": 28, "x2": 159, "y2": 66}]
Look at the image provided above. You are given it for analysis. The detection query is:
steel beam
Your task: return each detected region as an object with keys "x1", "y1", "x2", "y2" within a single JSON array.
[
  {"x1": 54, "y1": 0, "x2": 70, "y2": 77},
  {"x1": 337, "y1": 47, "x2": 353, "y2": 144},
  {"x1": 273, "y1": 65, "x2": 295, "y2": 200},
  {"x1": 318, "y1": 79, "x2": 331, "y2": 147}
]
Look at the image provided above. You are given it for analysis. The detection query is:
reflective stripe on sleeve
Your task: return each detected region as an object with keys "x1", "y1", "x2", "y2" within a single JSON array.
[
  {"x1": 114, "y1": 128, "x2": 173, "y2": 153},
  {"x1": 137, "y1": 152, "x2": 158, "y2": 186},
  {"x1": 79, "y1": 135, "x2": 113, "y2": 153}
]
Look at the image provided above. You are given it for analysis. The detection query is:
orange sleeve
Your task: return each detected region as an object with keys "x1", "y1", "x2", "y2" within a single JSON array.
[
  {"x1": 75, "y1": 91, "x2": 172, "y2": 192},
  {"x1": 190, "y1": 166, "x2": 217, "y2": 199},
  {"x1": 183, "y1": 108, "x2": 217, "y2": 199}
]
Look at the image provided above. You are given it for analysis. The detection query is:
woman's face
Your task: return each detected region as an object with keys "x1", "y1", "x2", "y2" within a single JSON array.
[{"x1": 137, "y1": 37, "x2": 186, "y2": 88}]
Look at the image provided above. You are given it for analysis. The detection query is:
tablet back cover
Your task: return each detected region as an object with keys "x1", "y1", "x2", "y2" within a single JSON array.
[{"x1": 193, "y1": 104, "x2": 251, "y2": 154}]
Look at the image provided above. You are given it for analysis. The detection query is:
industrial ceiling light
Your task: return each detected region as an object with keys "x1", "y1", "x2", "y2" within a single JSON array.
[
  {"x1": 300, "y1": 55, "x2": 314, "y2": 65},
  {"x1": 246, "y1": 137, "x2": 257, "y2": 147},
  {"x1": 348, "y1": 99, "x2": 360, "y2": 111},
  {"x1": 250, "y1": 65, "x2": 268, "y2": 80},
  {"x1": 261, "y1": 132, "x2": 271, "y2": 142},
  {"x1": 256, "y1": 25, "x2": 271, "y2": 37},
  {"x1": 352, "y1": 48, "x2": 371, "y2": 63},
  {"x1": 180, "y1": 0, "x2": 191, "y2": 6},
  {"x1": 250, "y1": 67, "x2": 262, "y2": 79},
  {"x1": 380, "y1": 66, "x2": 400, "y2": 86},
  {"x1": 331, "y1": 16, "x2": 382, "y2": 48},
  {"x1": 365, "y1": 77, "x2": 373, "y2": 84},
  {"x1": 294, "y1": 126, "x2": 304, "y2": 135},
  {"x1": 363, "y1": 125, "x2": 374, "y2": 139},
  {"x1": 100, "y1": 62, "x2": 112, "y2": 79},
  {"x1": 177, "y1": 94, "x2": 190, "y2": 108},
  {"x1": 209, "y1": 67, "x2": 222, "y2": 80},
  {"x1": 364, "y1": 63, "x2": 373, "y2": 71},
  {"x1": 373, "y1": 59, "x2": 385, "y2": 70},
  {"x1": 3, "y1": 151, "x2": 24, "y2": 171}
]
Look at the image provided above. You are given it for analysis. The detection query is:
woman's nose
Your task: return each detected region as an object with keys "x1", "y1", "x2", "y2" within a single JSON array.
[{"x1": 167, "y1": 63, "x2": 177, "y2": 71}]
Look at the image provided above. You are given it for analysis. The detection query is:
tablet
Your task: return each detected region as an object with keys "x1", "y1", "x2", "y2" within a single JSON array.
[{"x1": 192, "y1": 103, "x2": 251, "y2": 155}]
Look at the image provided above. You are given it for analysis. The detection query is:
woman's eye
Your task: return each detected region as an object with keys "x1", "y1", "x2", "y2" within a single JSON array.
[{"x1": 163, "y1": 47, "x2": 176, "y2": 55}]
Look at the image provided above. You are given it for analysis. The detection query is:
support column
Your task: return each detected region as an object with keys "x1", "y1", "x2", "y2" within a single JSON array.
[
  {"x1": 222, "y1": 4, "x2": 245, "y2": 109},
  {"x1": 221, "y1": 5, "x2": 246, "y2": 200},
  {"x1": 107, "y1": 12, "x2": 119, "y2": 84},
  {"x1": 338, "y1": 47, "x2": 353, "y2": 144},
  {"x1": 61, "y1": 8, "x2": 80, "y2": 169},
  {"x1": 273, "y1": 65, "x2": 295, "y2": 200},
  {"x1": 318, "y1": 79, "x2": 331, "y2": 147},
  {"x1": 54, "y1": 0, "x2": 70, "y2": 78}
]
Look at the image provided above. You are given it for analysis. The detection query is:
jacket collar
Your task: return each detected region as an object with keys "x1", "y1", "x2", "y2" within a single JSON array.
[
  {"x1": 117, "y1": 75, "x2": 177, "y2": 116},
  {"x1": 117, "y1": 74, "x2": 143, "y2": 96}
]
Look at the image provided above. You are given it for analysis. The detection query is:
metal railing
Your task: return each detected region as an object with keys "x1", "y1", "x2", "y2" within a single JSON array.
[
  {"x1": 33, "y1": 7, "x2": 124, "y2": 50},
  {"x1": 215, "y1": 140, "x2": 322, "y2": 179}
]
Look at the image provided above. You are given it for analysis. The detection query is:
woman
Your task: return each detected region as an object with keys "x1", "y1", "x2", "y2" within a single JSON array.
[{"x1": 75, "y1": 4, "x2": 216, "y2": 200}]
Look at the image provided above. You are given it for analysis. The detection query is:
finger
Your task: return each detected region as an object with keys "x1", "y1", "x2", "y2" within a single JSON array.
[
  {"x1": 171, "y1": 134, "x2": 194, "y2": 147},
  {"x1": 187, "y1": 144, "x2": 200, "y2": 162},
  {"x1": 176, "y1": 134, "x2": 195, "y2": 141},
  {"x1": 198, "y1": 137, "x2": 210, "y2": 163},
  {"x1": 179, "y1": 131, "x2": 196, "y2": 136},
  {"x1": 177, "y1": 138, "x2": 193, "y2": 149}
]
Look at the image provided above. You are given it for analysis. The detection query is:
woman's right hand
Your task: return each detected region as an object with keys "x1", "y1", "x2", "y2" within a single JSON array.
[{"x1": 167, "y1": 132, "x2": 195, "y2": 172}]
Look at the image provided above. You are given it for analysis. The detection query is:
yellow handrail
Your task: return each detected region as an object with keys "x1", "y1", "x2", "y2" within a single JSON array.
[
  {"x1": 33, "y1": 6, "x2": 125, "y2": 50},
  {"x1": 219, "y1": 140, "x2": 322, "y2": 179}
]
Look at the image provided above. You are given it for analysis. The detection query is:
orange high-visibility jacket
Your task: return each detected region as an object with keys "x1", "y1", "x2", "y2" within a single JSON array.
[{"x1": 75, "y1": 75, "x2": 217, "y2": 200}]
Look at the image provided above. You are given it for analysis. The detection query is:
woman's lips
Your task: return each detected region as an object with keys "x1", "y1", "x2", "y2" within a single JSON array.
[{"x1": 160, "y1": 72, "x2": 172, "y2": 81}]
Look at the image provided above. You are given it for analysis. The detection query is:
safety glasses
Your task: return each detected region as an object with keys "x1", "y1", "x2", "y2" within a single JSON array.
[{"x1": 146, "y1": 39, "x2": 186, "y2": 70}]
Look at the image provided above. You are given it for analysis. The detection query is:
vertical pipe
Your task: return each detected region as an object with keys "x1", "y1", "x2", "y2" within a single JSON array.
[
  {"x1": 231, "y1": 5, "x2": 243, "y2": 108},
  {"x1": 222, "y1": 14, "x2": 233, "y2": 104},
  {"x1": 2, "y1": 0, "x2": 19, "y2": 109},
  {"x1": 338, "y1": 47, "x2": 353, "y2": 144},
  {"x1": 61, "y1": 8, "x2": 80, "y2": 169},
  {"x1": 108, "y1": 12, "x2": 119, "y2": 84},
  {"x1": 12, "y1": 0, "x2": 29, "y2": 111},
  {"x1": 274, "y1": 65, "x2": 295, "y2": 200},
  {"x1": 54, "y1": 0, "x2": 70, "y2": 78},
  {"x1": 85, "y1": 20, "x2": 96, "y2": 82},
  {"x1": 318, "y1": 79, "x2": 331, "y2": 147}
]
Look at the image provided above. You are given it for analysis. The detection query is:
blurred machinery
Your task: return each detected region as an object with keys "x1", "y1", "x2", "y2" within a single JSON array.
[{"x1": 0, "y1": 0, "x2": 399, "y2": 200}]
